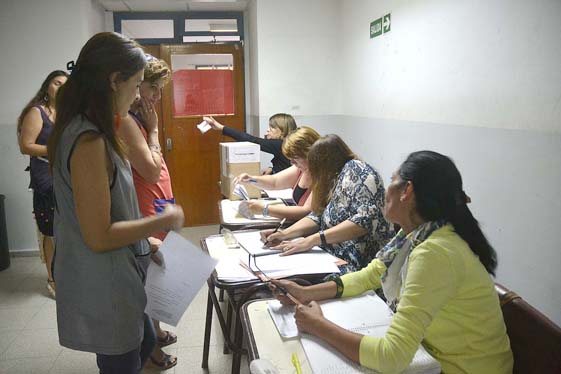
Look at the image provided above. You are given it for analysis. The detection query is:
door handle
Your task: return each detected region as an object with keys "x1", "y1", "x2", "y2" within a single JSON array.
[{"x1": 166, "y1": 138, "x2": 172, "y2": 152}]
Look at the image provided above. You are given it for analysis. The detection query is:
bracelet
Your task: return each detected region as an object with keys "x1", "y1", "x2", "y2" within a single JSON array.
[
  {"x1": 324, "y1": 274, "x2": 344, "y2": 298},
  {"x1": 319, "y1": 230, "x2": 328, "y2": 247},
  {"x1": 262, "y1": 204, "x2": 269, "y2": 217},
  {"x1": 148, "y1": 143, "x2": 161, "y2": 153}
]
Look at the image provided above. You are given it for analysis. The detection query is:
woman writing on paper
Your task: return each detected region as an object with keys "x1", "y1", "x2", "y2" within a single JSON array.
[
  {"x1": 49, "y1": 32, "x2": 184, "y2": 373},
  {"x1": 116, "y1": 55, "x2": 178, "y2": 370},
  {"x1": 234, "y1": 126, "x2": 320, "y2": 221},
  {"x1": 262, "y1": 134, "x2": 393, "y2": 274},
  {"x1": 203, "y1": 113, "x2": 296, "y2": 174},
  {"x1": 271, "y1": 151, "x2": 513, "y2": 373}
]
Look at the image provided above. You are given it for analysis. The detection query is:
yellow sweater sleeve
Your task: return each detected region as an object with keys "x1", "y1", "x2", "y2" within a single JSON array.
[
  {"x1": 340, "y1": 258, "x2": 386, "y2": 297},
  {"x1": 356, "y1": 241, "x2": 456, "y2": 373}
]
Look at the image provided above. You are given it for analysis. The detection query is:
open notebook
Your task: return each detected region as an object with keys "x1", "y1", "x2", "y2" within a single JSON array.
[{"x1": 267, "y1": 292, "x2": 441, "y2": 374}]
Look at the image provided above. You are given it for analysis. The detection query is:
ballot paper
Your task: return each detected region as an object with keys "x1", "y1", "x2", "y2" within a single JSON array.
[
  {"x1": 233, "y1": 183, "x2": 250, "y2": 200},
  {"x1": 197, "y1": 120, "x2": 211, "y2": 133},
  {"x1": 145, "y1": 231, "x2": 217, "y2": 326}
]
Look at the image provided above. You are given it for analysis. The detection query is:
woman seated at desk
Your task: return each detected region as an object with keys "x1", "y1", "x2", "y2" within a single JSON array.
[
  {"x1": 203, "y1": 113, "x2": 296, "y2": 174},
  {"x1": 271, "y1": 150, "x2": 514, "y2": 374},
  {"x1": 235, "y1": 126, "x2": 320, "y2": 221},
  {"x1": 263, "y1": 134, "x2": 393, "y2": 274}
]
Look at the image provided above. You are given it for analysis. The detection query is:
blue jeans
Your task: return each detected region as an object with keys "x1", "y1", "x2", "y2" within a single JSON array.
[{"x1": 96, "y1": 314, "x2": 156, "y2": 373}]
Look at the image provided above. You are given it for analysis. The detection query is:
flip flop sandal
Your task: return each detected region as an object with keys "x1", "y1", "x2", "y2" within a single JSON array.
[
  {"x1": 157, "y1": 331, "x2": 178, "y2": 347},
  {"x1": 149, "y1": 353, "x2": 177, "y2": 370}
]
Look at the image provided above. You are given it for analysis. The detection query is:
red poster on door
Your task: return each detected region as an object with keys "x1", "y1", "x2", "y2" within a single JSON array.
[{"x1": 172, "y1": 70, "x2": 234, "y2": 116}]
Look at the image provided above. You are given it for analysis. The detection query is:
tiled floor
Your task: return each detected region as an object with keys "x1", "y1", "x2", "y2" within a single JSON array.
[{"x1": 0, "y1": 225, "x2": 251, "y2": 374}]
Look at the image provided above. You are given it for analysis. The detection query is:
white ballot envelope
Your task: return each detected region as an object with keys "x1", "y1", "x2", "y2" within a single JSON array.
[
  {"x1": 145, "y1": 231, "x2": 217, "y2": 326},
  {"x1": 197, "y1": 120, "x2": 211, "y2": 134}
]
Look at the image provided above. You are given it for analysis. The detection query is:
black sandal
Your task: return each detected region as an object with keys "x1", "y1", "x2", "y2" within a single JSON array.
[
  {"x1": 149, "y1": 353, "x2": 177, "y2": 370},
  {"x1": 157, "y1": 331, "x2": 177, "y2": 347}
]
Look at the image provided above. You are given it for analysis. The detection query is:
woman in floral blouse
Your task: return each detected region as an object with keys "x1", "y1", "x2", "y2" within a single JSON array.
[{"x1": 262, "y1": 134, "x2": 393, "y2": 273}]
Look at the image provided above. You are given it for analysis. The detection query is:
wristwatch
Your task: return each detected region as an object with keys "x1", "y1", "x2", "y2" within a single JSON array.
[
  {"x1": 262, "y1": 204, "x2": 270, "y2": 217},
  {"x1": 319, "y1": 230, "x2": 328, "y2": 247}
]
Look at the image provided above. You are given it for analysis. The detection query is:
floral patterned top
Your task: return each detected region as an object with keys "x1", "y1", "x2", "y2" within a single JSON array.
[{"x1": 309, "y1": 159, "x2": 393, "y2": 274}]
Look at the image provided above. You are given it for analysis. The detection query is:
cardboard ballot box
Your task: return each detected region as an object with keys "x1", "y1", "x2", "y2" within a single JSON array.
[{"x1": 220, "y1": 142, "x2": 261, "y2": 199}]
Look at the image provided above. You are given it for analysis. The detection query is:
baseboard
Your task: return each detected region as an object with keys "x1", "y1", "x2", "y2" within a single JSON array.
[{"x1": 9, "y1": 249, "x2": 40, "y2": 257}]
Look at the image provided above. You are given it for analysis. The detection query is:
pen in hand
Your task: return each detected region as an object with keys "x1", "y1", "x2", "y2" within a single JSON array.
[{"x1": 263, "y1": 218, "x2": 286, "y2": 247}]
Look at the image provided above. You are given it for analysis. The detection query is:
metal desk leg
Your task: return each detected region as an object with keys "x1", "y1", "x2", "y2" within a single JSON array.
[
  {"x1": 224, "y1": 301, "x2": 233, "y2": 354},
  {"x1": 231, "y1": 307, "x2": 244, "y2": 374},
  {"x1": 202, "y1": 282, "x2": 215, "y2": 369}
]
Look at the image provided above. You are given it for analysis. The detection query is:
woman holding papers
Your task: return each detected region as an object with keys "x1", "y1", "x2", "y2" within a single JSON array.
[
  {"x1": 235, "y1": 126, "x2": 320, "y2": 221},
  {"x1": 271, "y1": 151, "x2": 513, "y2": 373},
  {"x1": 116, "y1": 55, "x2": 179, "y2": 369},
  {"x1": 48, "y1": 33, "x2": 184, "y2": 373},
  {"x1": 263, "y1": 135, "x2": 393, "y2": 274},
  {"x1": 203, "y1": 113, "x2": 296, "y2": 174}
]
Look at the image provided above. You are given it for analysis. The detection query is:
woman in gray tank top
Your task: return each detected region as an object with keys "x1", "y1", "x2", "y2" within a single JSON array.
[{"x1": 48, "y1": 32, "x2": 184, "y2": 374}]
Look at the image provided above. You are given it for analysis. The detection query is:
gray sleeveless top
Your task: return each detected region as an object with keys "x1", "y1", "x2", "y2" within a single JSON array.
[{"x1": 52, "y1": 115, "x2": 150, "y2": 355}]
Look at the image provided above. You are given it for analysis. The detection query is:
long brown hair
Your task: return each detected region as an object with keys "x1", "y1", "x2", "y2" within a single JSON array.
[
  {"x1": 308, "y1": 134, "x2": 358, "y2": 214},
  {"x1": 17, "y1": 70, "x2": 68, "y2": 138},
  {"x1": 48, "y1": 32, "x2": 146, "y2": 166}
]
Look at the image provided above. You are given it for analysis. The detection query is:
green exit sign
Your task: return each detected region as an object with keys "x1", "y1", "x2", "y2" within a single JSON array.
[{"x1": 370, "y1": 13, "x2": 391, "y2": 39}]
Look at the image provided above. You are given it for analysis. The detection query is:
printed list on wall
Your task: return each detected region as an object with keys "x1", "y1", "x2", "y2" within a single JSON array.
[{"x1": 370, "y1": 13, "x2": 391, "y2": 39}]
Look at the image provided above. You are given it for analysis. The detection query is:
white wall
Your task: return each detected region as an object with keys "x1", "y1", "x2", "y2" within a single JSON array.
[
  {"x1": 249, "y1": 0, "x2": 561, "y2": 325},
  {"x1": 339, "y1": 0, "x2": 561, "y2": 133},
  {"x1": 0, "y1": 0, "x2": 106, "y2": 253}
]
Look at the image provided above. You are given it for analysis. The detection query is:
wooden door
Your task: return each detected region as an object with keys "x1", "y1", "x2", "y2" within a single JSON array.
[{"x1": 159, "y1": 43, "x2": 245, "y2": 226}]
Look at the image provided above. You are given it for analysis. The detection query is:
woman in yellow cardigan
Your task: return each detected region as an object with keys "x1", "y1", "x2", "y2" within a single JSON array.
[{"x1": 271, "y1": 150, "x2": 513, "y2": 374}]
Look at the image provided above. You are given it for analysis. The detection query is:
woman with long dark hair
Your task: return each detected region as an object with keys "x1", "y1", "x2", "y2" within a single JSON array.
[
  {"x1": 17, "y1": 70, "x2": 68, "y2": 298},
  {"x1": 48, "y1": 32, "x2": 184, "y2": 373},
  {"x1": 271, "y1": 151, "x2": 513, "y2": 373},
  {"x1": 263, "y1": 134, "x2": 393, "y2": 273}
]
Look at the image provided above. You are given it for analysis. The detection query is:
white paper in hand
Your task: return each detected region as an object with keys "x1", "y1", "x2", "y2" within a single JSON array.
[
  {"x1": 197, "y1": 120, "x2": 211, "y2": 134},
  {"x1": 145, "y1": 231, "x2": 217, "y2": 326}
]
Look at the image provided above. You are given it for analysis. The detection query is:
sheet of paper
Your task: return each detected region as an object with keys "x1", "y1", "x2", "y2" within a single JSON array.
[
  {"x1": 263, "y1": 188, "x2": 294, "y2": 200},
  {"x1": 296, "y1": 293, "x2": 441, "y2": 374},
  {"x1": 197, "y1": 120, "x2": 211, "y2": 133},
  {"x1": 145, "y1": 231, "x2": 217, "y2": 326},
  {"x1": 233, "y1": 230, "x2": 278, "y2": 256},
  {"x1": 267, "y1": 300, "x2": 298, "y2": 339},
  {"x1": 233, "y1": 183, "x2": 250, "y2": 200},
  {"x1": 220, "y1": 200, "x2": 281, "y2": 224}
]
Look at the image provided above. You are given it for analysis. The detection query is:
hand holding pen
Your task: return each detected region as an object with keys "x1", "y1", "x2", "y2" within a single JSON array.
[
  {"x1": 262, "y1": 218, "x2": 286, "y2": 247},
  {"x1": 233, "y1": 172, "x2": 258, "y2": 186}
]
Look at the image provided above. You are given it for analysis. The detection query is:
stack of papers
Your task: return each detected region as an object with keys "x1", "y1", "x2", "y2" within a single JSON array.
[{"x1": 206, "y1": 231, "x2": 341, "y2": 282}]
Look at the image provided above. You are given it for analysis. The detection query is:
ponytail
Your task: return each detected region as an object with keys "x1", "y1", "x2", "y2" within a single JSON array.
[{"x1": 399, "y1": 151, "x2": 498, "y2": 275}]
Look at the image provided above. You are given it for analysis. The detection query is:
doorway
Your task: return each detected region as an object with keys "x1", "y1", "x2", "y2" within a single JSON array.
[{"x1": 157, "y1": 43, "x2": 246, "y2": 226}]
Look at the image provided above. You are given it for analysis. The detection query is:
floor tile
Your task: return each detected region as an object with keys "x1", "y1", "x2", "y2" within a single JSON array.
[
  {"x1": 0, "y1": 356, "x2": 56, "y2": 374},
  {"x1": 1, "y1": 328, "x2": 62, "y2": 360},
  {"x1": 49, "y1": 349, "x2": 99, "y2": 374},
  {"x1": 0, "y1": 308, "x2": 38, "y2": 330}
]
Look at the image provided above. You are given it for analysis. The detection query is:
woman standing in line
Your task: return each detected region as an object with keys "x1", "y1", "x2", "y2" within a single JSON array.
[
  {"x1": 117, "y1": 55, "x2": 178, "y2": 370},
  {"x1": 48, "y1": 32, "x2": 184, "y2": 373},
  {"x1": 17, "y1": 70, "x2": 68, "y2": 298}
]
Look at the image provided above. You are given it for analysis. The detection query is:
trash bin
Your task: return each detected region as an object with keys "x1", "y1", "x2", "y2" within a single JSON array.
[{"x1": 0, "y1": 194, "x2": 10, "y2": 271}]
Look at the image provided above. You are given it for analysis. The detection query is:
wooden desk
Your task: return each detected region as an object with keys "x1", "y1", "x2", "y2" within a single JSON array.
[{"x1": 241, "y1": 299, "x2": 313, "y2": 374}]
